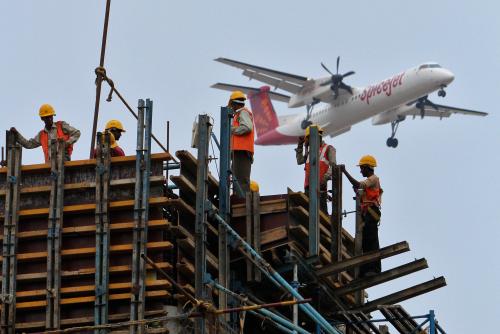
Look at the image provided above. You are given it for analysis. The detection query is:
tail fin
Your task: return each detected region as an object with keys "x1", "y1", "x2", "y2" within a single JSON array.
[{"x1": 248, "y1": 86, "x2": 280, "y2": 138}]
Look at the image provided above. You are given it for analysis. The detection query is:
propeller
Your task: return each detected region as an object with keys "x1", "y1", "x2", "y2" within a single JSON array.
[
  {"x1": 408, "y1": 95, "x2": 439, "y2": 119},
  {"x1": 320, "y1": 56, "x2": 355, "y2": 99}
]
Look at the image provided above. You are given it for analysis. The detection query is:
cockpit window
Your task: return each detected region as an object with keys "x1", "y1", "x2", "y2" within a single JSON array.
[{"x1": 418, "y1": 63, "x2": 442, "y2": 70}]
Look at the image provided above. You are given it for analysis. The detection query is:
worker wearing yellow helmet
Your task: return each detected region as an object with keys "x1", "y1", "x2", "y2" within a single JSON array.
[
  {"x1": 104, "y1": 120, "x2": 126, "y2": 157},
  {"x1": 341, "y1": 155, "x2": 383, "y2": 277},
  {"x1": 228, "y1": 91, "x2": 255, "y2": 197},
  {"x1": 10, "y1": 104, "x2": 81, "y2": 162},
  {"x1": 296, "y1": 125, "x2": 336, "y2": 214}
]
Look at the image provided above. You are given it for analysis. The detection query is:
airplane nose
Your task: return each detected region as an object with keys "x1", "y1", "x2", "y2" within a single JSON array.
[{"x1": 442, "y1": 69, "x2": 454, "y2": 85}]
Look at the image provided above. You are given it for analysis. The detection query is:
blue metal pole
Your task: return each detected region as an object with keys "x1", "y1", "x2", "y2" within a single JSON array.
[
  {"x1": 308, "y1": 126, "x2": 320, "y2": 257},
  {"x1": 209, "y1": 212, "x2": 342, "y2": 334},
  {"x1": 429, "y1": 310, "x2": 435, "y2": 334},
  {"x1": 218, "y1": 107, "x2": 232, "y2": 315},
  {"x1": 248, "y1": 311, "x2": 295, "y2": 334},
  {"x1": 209, "y1": 279, "x2": 311, "y2": 334}
]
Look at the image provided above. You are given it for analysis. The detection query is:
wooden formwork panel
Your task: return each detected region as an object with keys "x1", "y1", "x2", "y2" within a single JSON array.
[{"x1": 0, "y1": 154, "x2": 174, "y2": 331}]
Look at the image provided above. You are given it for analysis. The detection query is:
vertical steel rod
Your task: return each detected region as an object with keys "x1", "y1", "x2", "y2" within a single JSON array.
[
  {"x1": 218, "y1": 107, "x2": 231, "y2": 317},
  {"x1": 194, "y1": 114, "x2": 211, "y2": 334},
  {"x1": 90, "y1": 0, "x2": 112, "y2": 157},
  {"x1": 308, "y1": 126, "x2": 320, "y2": 257},
  {"x1": 130, "y1": 100, "x2": 145, "y2": 334}
]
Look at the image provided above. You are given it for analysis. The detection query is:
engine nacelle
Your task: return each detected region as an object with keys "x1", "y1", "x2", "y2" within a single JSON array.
[{"x1": 372, "y1": 109, "x2": 406, "y2": 125}]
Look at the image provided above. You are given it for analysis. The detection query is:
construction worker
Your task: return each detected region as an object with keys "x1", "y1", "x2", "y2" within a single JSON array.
[
  {"x1": 104, "y1": 120, "x2": 126, "y2": 157},
  {"x1": 229, "y1": 91, "x2": 255, "y2": 197},
  {"x1": 296, "y1": 125, "x2": 336, "y2": 214},
  {"x1": 10, "y1": 104, "x2": 80, "y2": 162},
  {"x1": 341, "y1": 155, "x2": 382, "y2": 277}
]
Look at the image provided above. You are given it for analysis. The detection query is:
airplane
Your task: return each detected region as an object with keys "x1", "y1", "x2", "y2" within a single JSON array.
[{"x1": 211, "y1": 57, "x2": 487, "y2": 148}]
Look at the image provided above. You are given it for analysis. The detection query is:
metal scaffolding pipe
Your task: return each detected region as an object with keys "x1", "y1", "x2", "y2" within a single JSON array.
[{"x1": 208, "y1": 211, "x2": 342, "y2": 334}]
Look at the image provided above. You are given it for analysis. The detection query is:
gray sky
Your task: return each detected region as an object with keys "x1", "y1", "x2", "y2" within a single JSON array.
[{"x1": 1, "y1": 1, "x2": 498, "y2": 332}]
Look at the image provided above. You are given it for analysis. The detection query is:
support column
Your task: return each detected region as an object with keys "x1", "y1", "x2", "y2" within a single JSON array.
[
  {"x1": 308, "y1": 126, "x2": 320, "y2": 257},
  {"x1": 354, "y1": 190, "x2": 364, "y2": 306},
  {"x1": 94, "y1": 132, "x2": 111, "y2": 333},
  {"x1": 0, "y1": 131, "x2": 22, "y2": 334},
  {"x1": 195, "y1": 114, "x2": 212, "y2": 334},
  {"x1": 218, "y1": 107, "x2": 232, "y2": 317},
  {"x1": 46, "y1": 140, "x2": 65, "y2": 330},
  {"x1": 331, "y1": 165, "x2": 343, "y2": 282}
]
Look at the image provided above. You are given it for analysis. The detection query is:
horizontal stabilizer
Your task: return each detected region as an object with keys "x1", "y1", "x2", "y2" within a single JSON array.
[{"x1": 211, "y1": 83, "x2": 290, "y2": 103}]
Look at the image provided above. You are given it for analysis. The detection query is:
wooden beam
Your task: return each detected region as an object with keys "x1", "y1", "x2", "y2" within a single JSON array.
[
  {"x1": 1, "y1": 197, "x2": 169, "y2": 219},
  {"x1": 0, "y1": 241, "x2": 173, "y2": 262},
  {"x1": 16, "y1": 290, "x2": 170, "y2": 310},
  {"x1": 0, "y1": 153, "x2": 171, "y2": 174},
  {"x1": 231, "y1": 198, "x2": 287, "y2": 218},
  {"x1": 333, "y1": 259, "x2": 428, "y2": 296},
  {"x1": 16, "y1": 280, "x2": 171, "y2": 299},
  {"x1": 0, "y1": 175, "x2": 164, "y2": 196},
  {"x1": 359, "y1": 277, "x2": 447, "y2": 313},
  {"x1": 0, "y1": 219, "x2": 169, "y2": 241},
  {"x1": 316, "y1": 241, "x2": 410, "y2": 277}
]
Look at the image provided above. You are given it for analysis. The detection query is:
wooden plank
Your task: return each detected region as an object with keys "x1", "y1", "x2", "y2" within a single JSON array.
[
  {"x1": 316, "y1": 241, "x2": 410, "y2": 277},
  {"x1": 0, "y1": 153, "x2": 171, "y2": 174},
  {"x1": 0, "y1": 262, "x2": 172, "y2": 284},
  {"x1": 0, "y1": 197, "x2": 169, "y2": 219},
  {"x1": 231, "y1": 198, "x2": 287, "y2": 218},
  {"x1": 16, "y1": 290, "x2": 170, "y2": 310},
  {"x1": 0, "y1": 220, "x2": 169, "y2": 241},
  {"x1": 333, "y1": 259, "x2": 428, "y2": 296},
  {"x1": 16, "y1": 280, "x2": 171, "y2": 299},
  {"x1": 252, "y1": 192, "x2": 262, "y2": 282},
  {"x1": 15, "y1": 310, "x2": 167, "y2": 330},
  {"x1": 0, "y1": 176, "x2": 165, "y2": 196},
  {"x1": 0, "y1": 241, "x2": 173, "y2": 262},
  {"x1": 177, "y1": 237, "x2": 219, "y2": 272},
  {"x1": 359, "y1": 277, "x2": 447, "y2": 313}
]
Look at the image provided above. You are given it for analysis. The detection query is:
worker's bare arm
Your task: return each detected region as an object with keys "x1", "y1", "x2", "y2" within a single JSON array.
[
  {"x1": 341, "y1": 165, "x2": 360, "y2": 189},
  {"x1": 12, "y1": 128, "x2": 41, "y2": 149}
]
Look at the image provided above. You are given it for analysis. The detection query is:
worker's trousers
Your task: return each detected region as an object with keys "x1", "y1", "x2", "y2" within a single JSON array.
[
  {"x1": 304, "y1": 185, "x2": 328, "y2": 215},
  {"x1": 232, "y1": 150, "x2": 253, "y2": 198},
  {"x1": 360, "y1": 206, "x2": 381, "y2": 277}
]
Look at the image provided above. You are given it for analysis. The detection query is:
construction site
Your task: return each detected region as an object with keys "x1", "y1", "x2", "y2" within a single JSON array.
[
  {"x1": 0, "y1": 101, "x2": 448, "y2": 334},
  {"x1": 0, "y1": 2, "x2": 461, "y2": 334}
]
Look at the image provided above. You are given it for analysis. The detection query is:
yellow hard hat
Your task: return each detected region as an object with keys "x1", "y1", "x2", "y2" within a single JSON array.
[
  {"x1": 250, "y1": 180, "x2": 260, "y2": 192},
  {"x1": 39, "y1": 104, "x2": 56, "y2": 117},
  {"x1": 105, "y1": 119, "x2": 126, "y2": 132},
  {"x1": 358, "y1": 155, "x2": 377, "y2": 168},
  {"x1": 229, "y1": 91, "x2": 246, "y2": 104},
  {"x1": 305, "y1": 125, "x2": 324, "y2": 137}
]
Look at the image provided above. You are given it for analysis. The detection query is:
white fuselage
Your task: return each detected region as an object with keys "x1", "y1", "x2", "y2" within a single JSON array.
[{"x1": 276, "y1": 65, "x2": 455, "y2": 137}]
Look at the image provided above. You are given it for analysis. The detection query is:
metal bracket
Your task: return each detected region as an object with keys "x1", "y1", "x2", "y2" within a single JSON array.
[
  {"x1": 96, "y1": 164, "x2": 107, "y2": 175},
  {"x1": 7, "y1": 175, "x2": 16, "y2": 184}
]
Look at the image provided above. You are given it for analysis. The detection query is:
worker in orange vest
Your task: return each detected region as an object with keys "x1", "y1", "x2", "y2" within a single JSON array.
[
  {"x1": 10, "y1": 104, "x2": 80, "y2": 162},
  {"x1": 229, "y1": 91, "x2": 255, "y2": 197},
  {"x1": 296, "y1": 125, "x2": 336, "y2": 214},
  {"x1": 341, "y1": 155, "x2": 382, "y2": 277}
]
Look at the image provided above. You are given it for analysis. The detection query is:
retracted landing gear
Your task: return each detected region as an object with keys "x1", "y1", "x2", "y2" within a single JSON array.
[
  {"x1": 438, "y1": 85, "x2": 446, "y2": 97},
  {"x1": 386, "y1": 120, "x2": 400, "y2": 148}
]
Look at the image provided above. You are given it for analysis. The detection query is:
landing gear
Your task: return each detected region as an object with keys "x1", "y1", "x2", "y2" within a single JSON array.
[
  {"x1": 301, "y1": 101, "x2": 319, "y2": 129},
  {"x1": 386, "y1": 137, "x2": 398, "y2": 148},
  {"x1": 438, "y1": 85, "x2": 446, "y2": 97},
  {"x1": 386, "y1": 120, "x2": 400, "y2": 148}
]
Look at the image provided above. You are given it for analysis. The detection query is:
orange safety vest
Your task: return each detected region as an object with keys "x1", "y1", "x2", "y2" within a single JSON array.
[
  {"x1": 304, "y1": 143, "x2": 331, "y2": 188},
  {"x1": 40, "y1": 121, "x2": 74, "y2": 162},
  {"x1": 361, "y1": 176, "x2": 382, "y2": 211},
  {"x1": 231, "y1": 108, "x2": 255, "y2": 153}
]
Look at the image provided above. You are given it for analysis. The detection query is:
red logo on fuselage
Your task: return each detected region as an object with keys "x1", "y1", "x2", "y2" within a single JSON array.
[{"x1": 360, "y1": 72, "x2": 404, "y2": 105}]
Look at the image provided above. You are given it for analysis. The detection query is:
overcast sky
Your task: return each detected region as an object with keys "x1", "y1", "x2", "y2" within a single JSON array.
[{"x1": 1, "y1": 1, "x2": 498, "y2": 332}]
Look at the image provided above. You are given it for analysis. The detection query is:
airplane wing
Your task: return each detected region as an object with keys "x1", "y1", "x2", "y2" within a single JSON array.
[
  {"x1": 215, "y1": 57, "x2": 312, "y2": 94},
  {"x1": 211, "y1": 83, "x2": 291, "y2": 103},
  {"x1": 403, "y1": 101, "x2": 487, "y2": 119}
]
